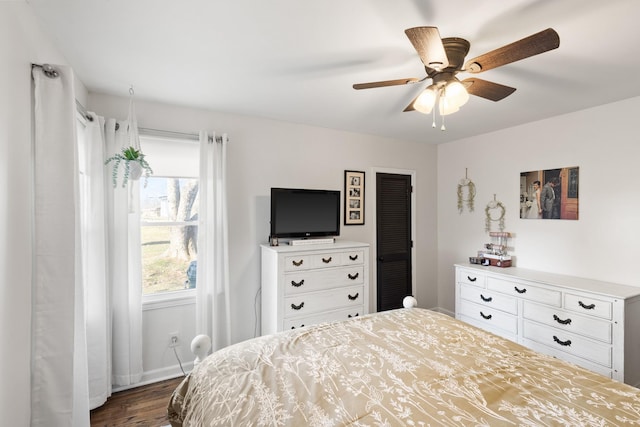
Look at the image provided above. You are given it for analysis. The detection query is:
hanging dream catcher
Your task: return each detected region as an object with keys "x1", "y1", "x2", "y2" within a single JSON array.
[
  {"x1": 457, "y1": 168, "x2": 476, "y2": 213},
  {"x1": 485, "y1": 194, "x2": 506, "y2": 232}
]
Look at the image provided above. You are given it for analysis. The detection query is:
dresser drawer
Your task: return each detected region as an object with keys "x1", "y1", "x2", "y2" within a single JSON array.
[
  {"x1": 523, "y1": 302, "x2": 612, "y2": 343},
  {"x1": 458, "y1": 299, "x2": 518, "y2": 335},
  {"x1": 488, "y1": 277, "x2": 561, "y2": 306},
  {"x1": 523, "y1": 339, "x2": 613, "y2": 379},
  {"x1": 284, "y1": 250, "x2": 364, "y2": 271},
  {"x1": 341, "y1": 250, "x2": 365, "y2": 265},
  {"x1": 523, "y1": 320, "x2": 612, "y2": 367},
  {"x1": 457, "y1": 268, "x2": 486, "y2": 287},
  {"x1": 284, "y1": 266, "x2": 364, "y2": 295},
  {"x1": 564, "y1": 293, "x2": 612, "y2": 320},
  {"x1": 283, "y1": 306, "x2": 364, "y2": 330},
  {"x1": 459, "y1": 284, "x2": 518, "y2": 315},
  {"x1": 283, "y1": 255, "x2": 312, "y2": 271},
  {"x1": 284, "y1": 285, "x2": 364, "y2": 317},
  {"x1": 309, "y1": 253, "x2": 343, "y2": 269}
]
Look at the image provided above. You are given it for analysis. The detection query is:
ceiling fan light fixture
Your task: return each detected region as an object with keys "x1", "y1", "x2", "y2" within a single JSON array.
[
  {"x1": 438, "y1": 87, "x2": 460, "y2": 116},
  {"x1": 413, "y1": 85, "x2": 438, "y2": 114},
  {"x1": 444, "y1": 80, "x2": 469, "y2": 108}
]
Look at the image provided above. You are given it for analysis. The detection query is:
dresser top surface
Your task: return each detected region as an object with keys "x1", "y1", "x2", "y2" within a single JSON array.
[
  {"x1": 455, "y1": 263, "x2": 640, "y2": 300},
  {"x1": 262, "y1": 240, "x2": 369, "y2": 253}
]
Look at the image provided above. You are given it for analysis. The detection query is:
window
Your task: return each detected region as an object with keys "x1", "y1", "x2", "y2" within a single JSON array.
[
  {"x1": 138, "y1": 134, "x2": 200, "y2": 296},
  {"x1": 141, "y1": 177, "x2": 199, "y2": 295}
]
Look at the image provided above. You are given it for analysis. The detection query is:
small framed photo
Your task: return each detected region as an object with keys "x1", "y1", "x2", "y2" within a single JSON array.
[{"x1": 344, "y1": 170, "x2": 365, "y2": 225}]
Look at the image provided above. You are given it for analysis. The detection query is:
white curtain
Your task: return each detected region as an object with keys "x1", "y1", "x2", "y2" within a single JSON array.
[
  {"x1": 32, "y1": 63, "x2": 144, "y2": 426},
  {"x1": 103, "y1": 118, "x2": 144, "y2": 387},
  {"x1": 196, "y1": 132, "x2": 231, "y2": 351},
  {"x1": 74, "y1": 112, "x2": 144, "y2": 406},
  {"x1": 79, "y1": 114, "x2": 144, "y2": 402},
  {"x1": 77, "y1": 114, "x2": 111, "y2": 409},
  {"x1": 32, "y1": 64, "x2": 90, "y2": 426}
]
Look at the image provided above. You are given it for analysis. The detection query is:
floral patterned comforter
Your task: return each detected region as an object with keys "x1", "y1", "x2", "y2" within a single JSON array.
[{"x1": 168, "y1": 308, "x2": 640, "y2": 426}]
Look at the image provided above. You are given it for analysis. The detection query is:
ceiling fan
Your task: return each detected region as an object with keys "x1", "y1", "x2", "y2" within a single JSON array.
[{"x1": 353, "y1": 27, "x2": 560, "y2": 123}]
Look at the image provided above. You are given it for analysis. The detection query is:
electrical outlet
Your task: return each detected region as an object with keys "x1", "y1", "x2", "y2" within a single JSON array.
[{"x1": 168, "y1": 332, "x2": 180, "y2": 348}]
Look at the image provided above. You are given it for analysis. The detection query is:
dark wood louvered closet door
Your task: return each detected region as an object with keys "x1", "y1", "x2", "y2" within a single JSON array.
[{"x1": 376, "y1": 173, "x2": 412, "y2": 312}]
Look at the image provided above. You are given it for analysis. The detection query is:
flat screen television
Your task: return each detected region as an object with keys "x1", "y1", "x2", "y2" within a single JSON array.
[{"x1": 270, "y1": 188, "x2": 340, "y2": 239}]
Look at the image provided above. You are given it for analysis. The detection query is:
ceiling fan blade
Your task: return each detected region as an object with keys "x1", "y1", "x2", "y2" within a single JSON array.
[
  {"x1": 405, "y1": 26, "x2": 450, "y2": 70},
  {"x1": 403, "y1": 94, "x2": 419, "y2": 112},
  {"x1": 462, "y1": 78, "x2": 516, "y2": 101},
  {"x1": 353, "y1": 77, "x2": 421, "y2": 90},
  {"x1": 464, "y1": 28, "x2": 560, "y2": 73}
]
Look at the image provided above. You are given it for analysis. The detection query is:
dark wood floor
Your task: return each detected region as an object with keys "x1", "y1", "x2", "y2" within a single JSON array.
[{"x1": 90, "y1": 376, "x2": 184, "y2": 427}]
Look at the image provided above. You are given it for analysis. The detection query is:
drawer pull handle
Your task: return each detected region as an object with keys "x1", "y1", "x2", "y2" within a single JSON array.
[
  {"x1": 578, "y1": 301, "x2": 596, "y2": 310},
  {"x1": 290, "y1": 279, "x2": 304, "y2": 288},
  {"x1": 467, "y1": 276, "x2": 477, "y2": 282},
  {"x1": 349, "y1": 255, "x2": 358, "y2": 261},
  {"x1": 514, "y1": 286, "x2": 527, "y2": 294},
  {"x1": 348, "y1": 272, "x2": 359, "y2": 280},
  {"x1": 348, "y1": 313, "x2": 359, "y2": 318},
  {"x1": 348, "y1": 293, "x2": 359, "y2": 301},
  {"x1": 292, "y1": 259, "x2": 304, "y2": 267},
  {"x1": 291, "y1": 302, "x2": 304, "y2": 310},
  {"x1": 322, "y1": 257, "x2": 333, "y2": 264},
  {"x1": 290, "y1": 324, "x2": 304, "y2": 329},
  {"x1": 553, "y1": 335, "x2": 572, "y2": 347},
  {"x1": 480, "y1": 294, "x2": 493, "y2": 302},
  {"x1": 480, "y1": 311, "x2": 492, "y2": 320},
  {"x1": 553, "y1": 314, "x2": 572, "y2": 325}
]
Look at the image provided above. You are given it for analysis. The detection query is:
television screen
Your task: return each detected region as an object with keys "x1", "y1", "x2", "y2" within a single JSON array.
[{"x1": 270, "y1": 188, "x2": 340, "y2": 238}]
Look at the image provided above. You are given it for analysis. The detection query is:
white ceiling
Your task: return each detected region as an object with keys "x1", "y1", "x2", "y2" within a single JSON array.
[{"x1": 27, "y1": 0, "x2": 640, "y2": 144}]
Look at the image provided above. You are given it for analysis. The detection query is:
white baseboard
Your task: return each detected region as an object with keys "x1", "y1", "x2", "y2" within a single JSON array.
[{"x1": 112, "y1": 362, "x2": 193, "y2": 393}]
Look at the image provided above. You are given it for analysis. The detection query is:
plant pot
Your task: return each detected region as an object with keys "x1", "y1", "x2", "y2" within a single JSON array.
[{"x1": 129, "y1": 161, "x2": 143, "y2": 181}]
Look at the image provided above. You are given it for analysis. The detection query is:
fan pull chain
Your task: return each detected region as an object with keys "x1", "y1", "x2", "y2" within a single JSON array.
[
  {"x1": 432, "y1": 108, "x2": 436, "y2": 128},
  {"x1": 441, "y1": 114, "x2": 446, "y2": 131}
]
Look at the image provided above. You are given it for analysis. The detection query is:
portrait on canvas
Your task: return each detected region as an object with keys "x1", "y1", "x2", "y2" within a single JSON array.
[{"x1": 520, "y1": 167, "x2": 579, "y2": 220}]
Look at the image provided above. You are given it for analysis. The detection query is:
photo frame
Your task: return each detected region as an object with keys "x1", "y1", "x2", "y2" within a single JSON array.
[
  {"x1": 344, "y1": 170, "x2": 365, "y2": 225},
  {"x1": 520, "y1": 166, "x2": 579, "y2": 220}
]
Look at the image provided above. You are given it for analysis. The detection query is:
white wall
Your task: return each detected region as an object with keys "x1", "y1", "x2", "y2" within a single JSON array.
[
  {"x1": 437, "y1": 96, "x2": 640, "y2": 311},
  {"x1": 89, "y1": 93, "x2": 439, "y2": 378},
  {"x1": 140, "y1": 301, "x2": 196, "y2": 385},
  {"x1": 1, "y1": 2, "x2": 86, "y2": 425}
]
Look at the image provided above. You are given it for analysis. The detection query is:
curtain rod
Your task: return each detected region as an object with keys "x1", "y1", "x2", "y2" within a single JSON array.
[
  {"x1": 33, "y1": 63, "x2": 225, "y2": 143},
  {"x1": 74, "y1": 90, "x2": 221, "y2": 142},
  {"x1": 76, "y1": 100, "x2": 94, "y2": 122}
]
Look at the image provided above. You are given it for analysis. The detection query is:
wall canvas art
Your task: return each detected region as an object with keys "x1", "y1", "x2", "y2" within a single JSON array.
[{"x1": 520, "y1": 167, "x2": 579, "y2": 220}]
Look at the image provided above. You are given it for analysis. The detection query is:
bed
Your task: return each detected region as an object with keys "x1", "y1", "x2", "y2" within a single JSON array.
[{"x1": 168, "y1": 308, "x2": 640, "y2": 426}]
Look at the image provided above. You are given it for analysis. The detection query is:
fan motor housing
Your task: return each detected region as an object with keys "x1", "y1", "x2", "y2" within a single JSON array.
[{"x1": 426, "y1": 37, "x2": 470, "y2": 75}]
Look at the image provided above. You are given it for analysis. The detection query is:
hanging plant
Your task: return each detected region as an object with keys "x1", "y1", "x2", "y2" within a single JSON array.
[
  {"x1": 104, "y1": 85, "x2": 153, "y2": 188},
  {"x1": 485, "y1": 197, "x2": 506, "y2": 232},
  {"x1": 104, "y1": 146, "x2": 153, "y2": 188}
]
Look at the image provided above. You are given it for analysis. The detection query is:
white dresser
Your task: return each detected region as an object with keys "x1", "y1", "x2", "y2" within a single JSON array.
[
  {"x1": 261, "y1": 241, "x2": 369, "y2": 335},
  {"x1": 455, "y1": 263, "x2": 640, "y2": 386}
]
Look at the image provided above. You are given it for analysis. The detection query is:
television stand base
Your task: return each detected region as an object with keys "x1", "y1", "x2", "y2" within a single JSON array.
[{"x1": 289, "y1": 238, "x2": 335, "y2": 246}]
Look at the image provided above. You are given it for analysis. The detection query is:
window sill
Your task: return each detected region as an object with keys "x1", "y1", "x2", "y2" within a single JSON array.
[{"x1": 142, "y1": 289, "x2": 196, "y2": 311}]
